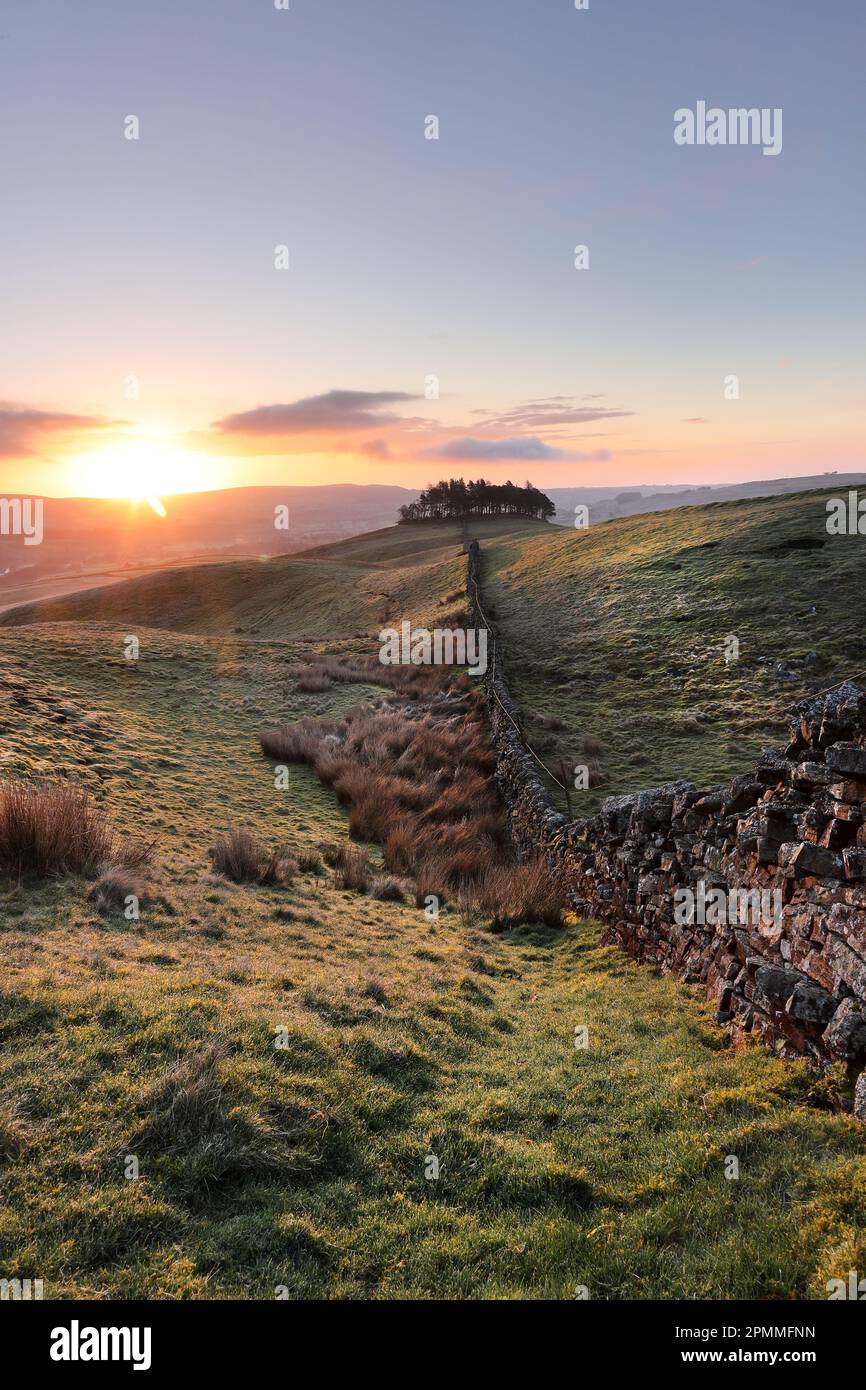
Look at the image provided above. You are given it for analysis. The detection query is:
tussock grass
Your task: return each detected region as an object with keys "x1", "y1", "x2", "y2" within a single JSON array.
[
  {"x1": 0, "y1": 781, "x2": 151, "y2": 879},
  {"x1": 367, "y1": 873, "x2": 410, "y2": 902},
  {"x1": 261, "y1": 690, "x2": 563, "y2": 928},
  {"x1": 88, "y1": 866, "x2": 144, "y2": 914},
  {"x1": 466, "y1": 859, "x2": 567, "y2": 930},
  {"x1": 331, "y1": 843, "x2": 373, "y2": 892},
  {"x1": 209, "y1": 827, "x2": 297, "y2": 886},
  {"x1": 288, "y1": 653, "x2": 446, "y2": 701}
]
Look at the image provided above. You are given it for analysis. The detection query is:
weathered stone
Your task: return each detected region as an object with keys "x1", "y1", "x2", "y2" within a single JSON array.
[
  {"x1": 793, "y1": 762, "x2": 835, "y2": 790},
  {"x1": 789, "y1": 842, "x2": 844, "y2": 879},
  {"x1": 855, "y1": 1071, "x2": 866, "y2": 1123},
  {"x1": 843, "y1": 847, "x2": 866, "y2": 881},
  {"x1": 823, "y1": 998, "x2": 866, "y2": 1061},
  {"x1": 826, "y1": 744, "x2": 866, "y2": 778},
  {"x1": 828, "y1": 780, "x2": 866, "y2": 804},
  {"x1": 754, "y1": 965, "x2": 803, "y2": 1002},
  {"x1": 785, "y1": 982, "x2": 835, "y2": 1027}
]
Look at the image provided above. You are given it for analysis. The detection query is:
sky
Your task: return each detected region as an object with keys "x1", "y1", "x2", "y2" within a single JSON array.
[{"x1": 0, "y1": 0, "x2": 864, "y2": 498}]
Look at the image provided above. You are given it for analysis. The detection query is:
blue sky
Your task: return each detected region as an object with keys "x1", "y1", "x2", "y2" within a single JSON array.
[{"x1": 1, "y1": 0, "x2": 863, "y2": 494}]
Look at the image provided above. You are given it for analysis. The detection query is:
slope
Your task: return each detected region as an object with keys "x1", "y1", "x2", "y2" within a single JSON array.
[{"x1": 479, "y1": 486, "x2": 866, "y2": 814}]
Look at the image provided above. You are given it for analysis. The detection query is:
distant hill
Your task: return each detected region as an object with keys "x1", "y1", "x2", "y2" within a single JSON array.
[
  {"x1": 4, "y1": 475, "x2": 862, "y2": 611},
  {"x1": 547, "y1": 472, "x2": 866, "y2": 525},
  {"x1": 0, "y1": 516, "x2": 553, "y2": 639},
  {"x1": 0, "y1": 515, "x2": 546, "y2": 640},
  {"x1": 0, "y1": 484, "x2": 418, "y2": 595}
]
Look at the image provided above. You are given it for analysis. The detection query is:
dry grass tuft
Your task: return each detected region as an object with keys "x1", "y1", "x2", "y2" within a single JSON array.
[
  {"x1": 88, "y1": 867, "x2": 144, "y2": 914},
  {"x1": 297, "y1": 849, "x2": 324, "y2": 874},
  {"x1": 261, "y1": 688, "x2": 565, "y2": 926},
  {"x1": 333, "y1": 845, "x2": 373, "y2": 892},
  {"x1": 467, "y1": 859, "x2": 567, "y2": 930},
  {"x1": 0, "y1": 782, "x2": 152, "y2": 880},
  {"x1": 367, "y1": 873, "x2": 409, "y2": 902},
  {"x1": 209, "y1": 827, "x2": 297, "y2": 886},
  {"x1": 288, "y1": 653, "x2": 455, "y2": 701}
]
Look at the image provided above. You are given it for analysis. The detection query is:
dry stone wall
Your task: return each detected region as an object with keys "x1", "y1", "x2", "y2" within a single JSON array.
[{"x1": 466, "y1": 540, "x2": 866, "y2": 1107}]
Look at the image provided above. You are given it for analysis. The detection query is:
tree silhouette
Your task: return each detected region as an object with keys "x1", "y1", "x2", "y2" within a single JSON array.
[{"x1": 398, "y1": 477, "x2": 555, "y2": 524}]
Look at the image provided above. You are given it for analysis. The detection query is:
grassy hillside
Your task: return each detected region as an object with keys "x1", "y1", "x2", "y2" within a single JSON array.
[
  {"x1": 1, "y1": 621, "x2": 865, "y2": 1298},
  {"x1": 1, "y1": 499, "x2": 865, "y2": 1299},
  {"x1": 0, "y1": 518, "x2": 543, "y2": 641},
  {"x1": 480, "y1": 487, "x2": 866, "y2": 814}
]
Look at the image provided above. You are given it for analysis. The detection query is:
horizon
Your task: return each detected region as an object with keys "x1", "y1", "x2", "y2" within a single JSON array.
[
  {"x1": 1, "y1": 0, "x2": 864, "y2": 500},
  {"x1": 10, "y1": 467, "x2": 866, "y2": 506}
]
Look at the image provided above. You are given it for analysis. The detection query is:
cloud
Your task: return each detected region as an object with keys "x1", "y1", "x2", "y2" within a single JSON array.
[
  {"x1": 214, "y1": 390, "x2": 418, "y2": 435},
  {"x1": 423, "y1": 435, "x2": 611, "y2": 462},
  {"x1": 683, "y1": 417, "x2": 710, "y2": 424},
  {"x1": 359, "y1": 437, "x2": 392, "y2": 460},
  {"x1": 0, "y1": 405, "x2": 107, "y2": 458},
  {"x1": 474, "y1": 396, "x2": 634, "y2": 431}
]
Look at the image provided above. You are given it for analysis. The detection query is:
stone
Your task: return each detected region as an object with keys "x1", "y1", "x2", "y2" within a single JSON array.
[
  {"x1": 826, "y1": 744, "x2": 866, "y2": 778},
  {"x1": 855, "y1": 1071, "x2": 866, "y2": 1123},
  {"x1": 823, "y1": 998, "x2": 866, "y2": 1061},
  {"x1": 843, "y1": 848, "x2": 866, "y2": 881},
  {"x1": 793, "y1": 762, "x2": 834, "y2": 790},
  {"x1": 828, "y1": 780, "x2": 866, "y2": 805},
  {"x1": 789, "y1": 842, "x2": 844, "y2": 879},
  {"x1": 754, "y1": 965, "x2": 803, "y2": 1002},
  {"x1": 723, "y1": 776, "x2": 764, "y2": 814},
  {"x1": 785, "y1": 982, "x2": 836, "y2": 1027}
]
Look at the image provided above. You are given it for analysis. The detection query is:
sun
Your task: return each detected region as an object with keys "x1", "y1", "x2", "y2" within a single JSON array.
[{"x1": 70, "y1": 438, "x2": 214, "y2": 512}]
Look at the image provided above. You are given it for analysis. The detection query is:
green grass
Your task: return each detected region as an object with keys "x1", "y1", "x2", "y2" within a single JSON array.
[
  {"x1": 478, "y1": 487, "x2": 866, "y2": 814},
  {"x1": 0, "y1": 501, "x2": 864, "y2": 1299}
]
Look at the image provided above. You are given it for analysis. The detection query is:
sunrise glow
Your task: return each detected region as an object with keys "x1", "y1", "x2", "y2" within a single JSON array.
[{"x1": 67, "y1": 438, "x2": 214, "y2": 506}]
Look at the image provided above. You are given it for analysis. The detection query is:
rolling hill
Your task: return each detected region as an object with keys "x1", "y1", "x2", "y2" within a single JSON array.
[{"x1": 0, "y1": 518, "x2": 542, "y2": 641}]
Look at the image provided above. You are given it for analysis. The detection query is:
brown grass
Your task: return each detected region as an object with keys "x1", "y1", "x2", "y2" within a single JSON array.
[
  {"x1": 367, "y1": 873, "x2": 410, "y2": 902},
  {"x1": 0, "y1": 782, "x2": 151, "y2": 880},
  {"x1": 288, "y1": 653, "x2": 457, "y2": 701},
  {"x1": 331, "y1": 844, "x2": 373, "y2": 892},
  {"x1": 297, "y1": 849, "x2": 324, "y2": 874},
  {"x1": 263, "y1": 697, "x2": 501, "y2": 893},
  {"x1": 88, "y1": 867, "x2": 144, "y2": 914},
  {"x1": 467, "y1": 859, "x2": 567, "y2": 930},
  {"x1": 209, "y1": 827, "x2": 297, "y2": 886},
  {"x1": 260, "y1": 691, "x2": 565, "y2": 926},
  {"x1": 296, "y1": 672, "x2": 332, "y2": 694}
]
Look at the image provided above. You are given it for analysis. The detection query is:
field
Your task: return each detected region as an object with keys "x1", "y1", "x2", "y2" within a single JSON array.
[{"x1": 1, "y1": 501, "x2": 865, "y2": 1299}]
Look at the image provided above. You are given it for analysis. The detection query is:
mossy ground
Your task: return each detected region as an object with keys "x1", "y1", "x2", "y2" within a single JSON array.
[{"x1": 1, "y1": 606, "x2": 865, "y2": 1298}]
